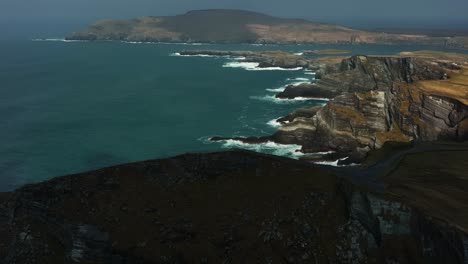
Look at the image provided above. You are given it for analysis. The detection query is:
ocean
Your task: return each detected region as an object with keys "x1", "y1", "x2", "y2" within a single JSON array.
[{"x1": 1, "y1": 39, "x2": 467, "y2": 190}]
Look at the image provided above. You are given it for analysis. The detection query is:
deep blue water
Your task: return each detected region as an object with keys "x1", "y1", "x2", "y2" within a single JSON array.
[{"x1": 1, "y1": 39, "x2": 467, "y2": 191}]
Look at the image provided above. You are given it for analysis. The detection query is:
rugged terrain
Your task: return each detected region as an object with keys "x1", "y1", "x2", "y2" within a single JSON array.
[
  {"x1": 67, "y1": 9, "x2": 468, "y2": 48},
  {"x1": 205, "y1": 50, "x2": 468, "y2": 164},
  {"x1": 1, "y1": 147, "x2": 468, "y2": 263}
]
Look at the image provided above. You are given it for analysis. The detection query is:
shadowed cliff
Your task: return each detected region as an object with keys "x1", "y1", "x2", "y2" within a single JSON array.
[{"x1": 1, "y1": 147, "x2": 468, "y2": 263}]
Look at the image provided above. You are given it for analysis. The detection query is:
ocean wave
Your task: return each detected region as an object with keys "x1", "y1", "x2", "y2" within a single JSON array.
[
  {"x1": 223, "y1": 61, "x2": 261, "y2": 70},
  {"x1": 265, "y1": 87, "x2": 288, "y2": 92},
  {"x1": 251, "y1": 66, "x2": 303, "y2": 71},
  {"x1": 267, "y1": 118, "x2": 282, "y2": 128},
  {"x1": 313, "y1": 157, "x2": 358, "y2": 167},
  {"x1": 294, "y1": 52, "x2": 304, "y2": 56},
  {"x1": 170, "y1": 53, "x2": 225, "y2": 58},
  {"x1": 222, "y1": 61, "x2": 303, "y2": 71},
  {"x1": 219, "y1": 139, "x2": 304, "y2": 158},
  {"x1": 251, "y1": 95, "x2": 329, "y2": 104},
  {"x1": 32, "y1": 38, "x2": 87, "y2": 43},
  {"x1": 287, "y1": 77, "x2": 309, "y2": 81},
  {"x1": 151, "y1": 42, "x2": 208, "y2": 45},
  {"x1": 265, "y1": 81, "x2": 308, "y2": 93}
]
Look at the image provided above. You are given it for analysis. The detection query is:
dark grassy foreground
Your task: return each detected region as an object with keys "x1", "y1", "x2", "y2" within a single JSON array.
[{"x1": 1, "y1": 143, "x2": 468, "y2": 263}]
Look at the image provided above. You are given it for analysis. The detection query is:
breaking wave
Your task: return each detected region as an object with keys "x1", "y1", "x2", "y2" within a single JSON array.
[
  {"x1": 222, "y1": 61, "x2": 303, "y2": 71},
  {"x1": 267, "y1": 118, "x2": 282, "y2": 128},
  {"x1": 32, "y1": 38, "x2": 87, "y2": 43},
  {"x1": 219, "y1": 139, "x2": 304, "y2": 158},
  {"x1": 313, "y1": 157, "x2": 358, "y2": 167},
  {"x1": 250, "y1": 95, "x2": 329, "y2": 104}
]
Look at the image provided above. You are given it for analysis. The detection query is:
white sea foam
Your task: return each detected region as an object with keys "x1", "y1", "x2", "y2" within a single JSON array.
[
  {"x1": 313, "y1": 151, "x2": 336, "y2": 155},
  {"x1": 266, "y1": 87, "x2": 288, "y2": 92},
  {"x1": 314, "y1": 157, "x2": 349, "y2": 167},
  {"x1": 122, "y1": 41, "x2": 145, "y2": 44},
  {"x1": 250, "y1": 95, "x2": 328, "y2": 104},
  {"x1": 265, "y1": 81, "x2": 309, "y2": 93},
  {"x1": 267, "y1": 118, "x2": 282, "y2": 128},
  {"x1": 251, "y1": 66, "x2": 303, "y2": 71},
  {"x1": 157, "y1": 42, "x2": 207, "y2": 45},
  {"x1": 313, "y1": 157, "x2": 359, "y2": 167},
  {"x1": 304, "y1": 72, "x2": 316, "y2": 75},
  {"x1": 222, "y1": 61, "x2": 261, "y2": 70},
  {"x1": 170, "y1": 53, "x2": 246, "y2": 60},
  {"x1": 32, "y1": 38, "x2": 87, "y2": 43},
  {"x1": 294, "y1": 52, "x2": 304, "y2": 56},
  {"x1": 222, "y1": 61, "x2": 303, "y2": 71},
  {"x1": 219, "y1": 139, "x2": 304, "y2": 158},
  {"x1": 287, "y1": 77, "x2": 309, "y2": 82}
]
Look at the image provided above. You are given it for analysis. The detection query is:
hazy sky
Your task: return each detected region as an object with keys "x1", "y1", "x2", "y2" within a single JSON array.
[{"x1": 1, "y1": 0, "x2": 467, "y2": 38}]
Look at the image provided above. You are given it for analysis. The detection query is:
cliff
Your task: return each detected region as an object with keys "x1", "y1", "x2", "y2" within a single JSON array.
[
  {"x1": 66, "y1": 9, "x2": 468, "y2": 48},
  {"x1": 268, "y1": 52, "x2": 468, "y2": 163},
  {"x1": 1, "y1": 148, "x2": 468, "y2": 263}
]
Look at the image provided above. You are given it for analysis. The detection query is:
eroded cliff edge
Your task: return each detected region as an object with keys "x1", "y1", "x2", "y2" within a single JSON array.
[
  {"x1": 208, "y1": 50, "x2": 468, "y2": 164},
  {"x1": 1, "y1": 148, "x2": 468, "y2": 263}
]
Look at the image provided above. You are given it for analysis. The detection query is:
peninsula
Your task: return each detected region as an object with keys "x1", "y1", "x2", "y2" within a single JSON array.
[{"x1": 67, "y1": 9, "x2": 468, "y2": 48}]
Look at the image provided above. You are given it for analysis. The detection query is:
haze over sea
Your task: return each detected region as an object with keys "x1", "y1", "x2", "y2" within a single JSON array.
[{"x1": 1, "y1": 39, "x2": 468, "y2": 191}]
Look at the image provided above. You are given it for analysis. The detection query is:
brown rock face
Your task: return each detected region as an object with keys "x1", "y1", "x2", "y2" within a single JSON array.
[{"x1": 271, "y1": 55, "x2": 468, "y2": 161}]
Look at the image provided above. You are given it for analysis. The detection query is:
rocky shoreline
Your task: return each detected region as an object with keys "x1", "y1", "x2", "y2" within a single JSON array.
[
  {"x1": 1, "y1": 47, "x2": 468, "y2": 262},
  {"x1": 206, "y1": 50, "x2": 468, "y2": 165},
  {"x1": 179, "y1": 50, "x2": 310, "y2": 69}
]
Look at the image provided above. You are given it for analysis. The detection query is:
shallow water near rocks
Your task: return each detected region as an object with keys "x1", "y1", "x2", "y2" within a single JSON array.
[{"x1": 1, "y1": 39, "x2": 467, "y2": 190}]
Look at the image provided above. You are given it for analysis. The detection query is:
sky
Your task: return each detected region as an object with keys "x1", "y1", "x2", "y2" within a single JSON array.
[{"x1": 1, "y1": 0, "x2": 467, "y2": 38}]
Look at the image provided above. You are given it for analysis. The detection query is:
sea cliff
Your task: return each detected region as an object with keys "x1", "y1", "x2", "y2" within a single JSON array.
[{"x1": 206, "y1": 50, "x2": 468, "y2": 164}]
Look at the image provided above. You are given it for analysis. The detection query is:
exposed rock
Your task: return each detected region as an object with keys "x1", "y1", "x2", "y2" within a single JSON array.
[
  {"x1": 276, "y1": 83, "x2": 337, "y2": 99},
  {"x1": 266, "y1": 54, "x2": 468, "y2": 162},
  {"x1": 179, "y1": 50, "x2": 308, "y2": 69}
]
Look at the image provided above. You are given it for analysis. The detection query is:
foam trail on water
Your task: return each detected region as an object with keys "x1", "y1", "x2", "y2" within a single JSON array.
[
  {"x1": 266, "y1": 87, "x2": 288, "y2": 92},
  {"x1": 287, "y1": 77, "x2": 309, "y2": 81},
  {"x1": 219, "y1": 139, "x2": 304, "y2": 158},
  {"x1": 223, "y1": 61, "x2": 303, "y2": 71},
  {"x1": 171, "y1": 53, "x2": 224, "y2": 58},
  {"x1": 251, "y1": 95, "x2": 330, "y2": 104},
  {"x1": 223, "y1": 61, "x2": 261, "y2": 70},
  {"x1": 267, "y1": 118, "x2": 282, "y2": 128},
  {"x1": 266, "y1": 81, "x2": 310, "y2": 93},
  {"x1": 313, "y1": 157, "x2": 358, "y2": 167},
  {"x1": 294, "y1": 52, "x2": 304, "y2": 56},
  {"x1": 251, "y1": 66, "x2": 303, "y2": 71},
  {"x1": 32, "y1": 38, "x2": 87, "y2": 43}
]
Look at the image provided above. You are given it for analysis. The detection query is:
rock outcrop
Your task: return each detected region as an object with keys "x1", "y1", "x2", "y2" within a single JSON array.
[
  {"x1": 1, "y1": 149, "x2": 468, "y2": 263},
  {"x1": 179, "y1": 50, "x2": 309, "y2": 69},
  {"x1": 266, "y1": 53, "x2": 468, "y2": 162}
]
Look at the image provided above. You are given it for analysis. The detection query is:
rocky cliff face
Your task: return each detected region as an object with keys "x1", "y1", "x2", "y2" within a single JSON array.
[
  {"x1": 270, "y1": 54, "x2": 468, "y2": 162},
  {"x1": 1, "y1": 150, "x2": 467, "y2": 263}
]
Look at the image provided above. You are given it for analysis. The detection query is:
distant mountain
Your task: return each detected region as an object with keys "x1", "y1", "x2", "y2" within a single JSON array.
[{"x1": 67, "y1": 9, "x2": 467, "y2": 48}]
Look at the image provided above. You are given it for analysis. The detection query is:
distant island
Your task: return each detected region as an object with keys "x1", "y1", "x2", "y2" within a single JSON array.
[{"x1": 67, "y1": 9, "x2": 468, "y2": 49}]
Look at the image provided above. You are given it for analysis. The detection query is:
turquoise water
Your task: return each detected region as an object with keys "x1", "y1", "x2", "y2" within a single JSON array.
[{"x1": 1, "y1": 40, "x2": 467, "y2": 190}]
